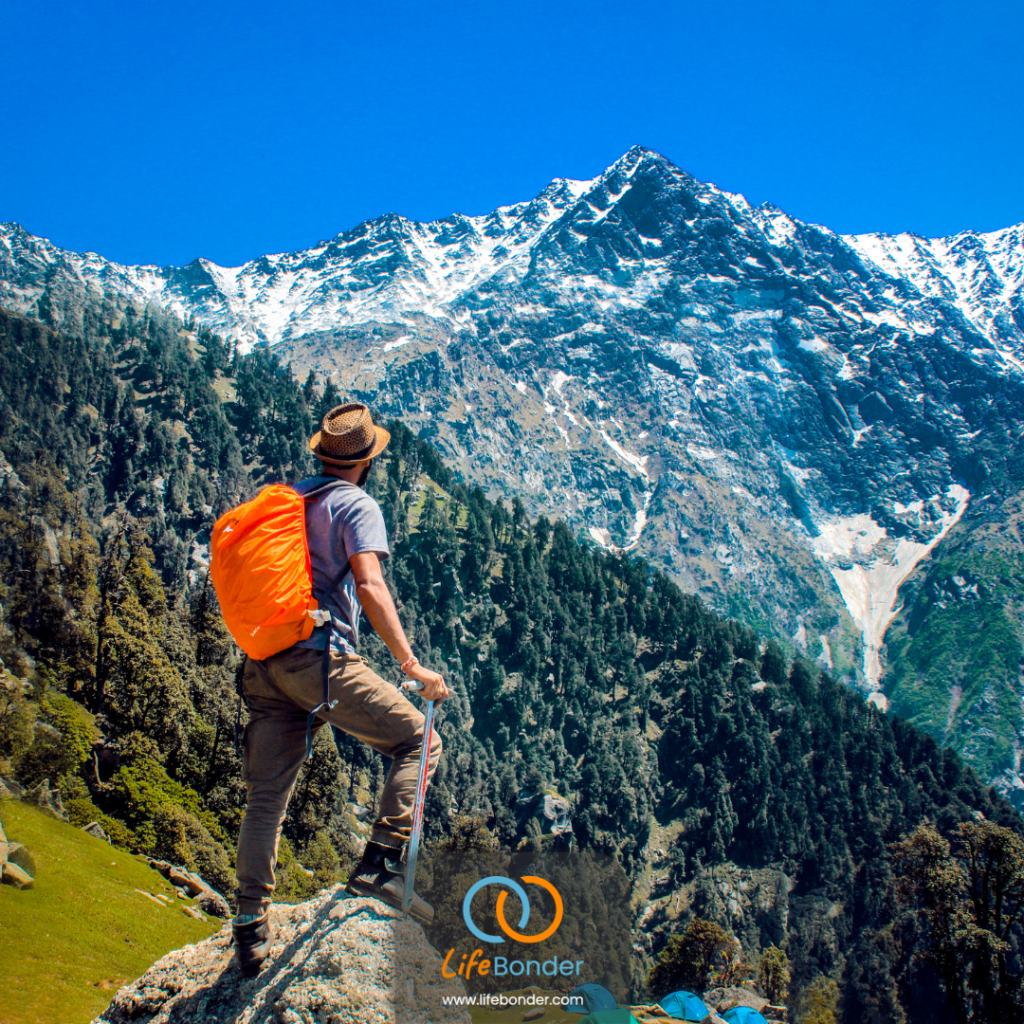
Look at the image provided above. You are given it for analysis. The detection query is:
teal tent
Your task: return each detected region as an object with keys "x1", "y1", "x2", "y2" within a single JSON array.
[
  {"x1": 567, "y1": 984, "x2": 618, "y2": 1014},
  {"x1": 722, "y1": 1009, "x2": 769, "y2": 1024},
  {"x1": 579, "y1": 1012, "x2": 640, "y2": 1024},
  {"x1": 660, "y1": 990, "x2": 711, "y2": 1021}
]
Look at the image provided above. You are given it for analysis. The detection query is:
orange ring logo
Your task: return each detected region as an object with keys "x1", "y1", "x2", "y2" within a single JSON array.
[{"x1": 496, "y1": 876, "x2": 563, "y2": 943}]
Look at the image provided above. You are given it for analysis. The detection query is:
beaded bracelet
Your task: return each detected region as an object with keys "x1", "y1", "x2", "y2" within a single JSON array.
[{"x1": 400, "y1": 656, "x2": 419, "y2": 674}]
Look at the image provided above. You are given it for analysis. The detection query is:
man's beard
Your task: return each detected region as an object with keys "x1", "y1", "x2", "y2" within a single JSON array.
[{"x1": 357, "y1": 463, "x2": 371, "y2": 488}]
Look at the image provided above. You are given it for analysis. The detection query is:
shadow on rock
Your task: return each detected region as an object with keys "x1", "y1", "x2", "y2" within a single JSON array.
[{"x1": 94, "y1": 885, "x2": 471, "y2": 1024}]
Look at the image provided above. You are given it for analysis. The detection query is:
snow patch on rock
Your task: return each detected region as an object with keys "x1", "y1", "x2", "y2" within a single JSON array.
[{"x1": 813, "y1": 485, "x2": 970, "y2": 695}]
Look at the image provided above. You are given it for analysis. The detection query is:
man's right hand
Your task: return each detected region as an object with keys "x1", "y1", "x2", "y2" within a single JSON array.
[
  {"x1": 351, "y1": 551, "x2": 451, "y2": 703},
  {"x1": 405, "y1": 663, "x2": 449, "y2": 701}
]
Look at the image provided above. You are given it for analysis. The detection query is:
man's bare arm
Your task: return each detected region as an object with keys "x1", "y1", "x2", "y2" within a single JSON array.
[{"x1": 350, "y1": 550, "x2": 449, "y2": 701}]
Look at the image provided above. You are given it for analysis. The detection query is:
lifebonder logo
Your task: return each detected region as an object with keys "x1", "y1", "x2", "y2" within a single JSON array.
[{"x1": 442, "y1": 874, "x2": 584, "y2": 980}]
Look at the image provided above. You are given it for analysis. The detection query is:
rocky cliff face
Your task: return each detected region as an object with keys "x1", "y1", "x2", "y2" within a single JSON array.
[
  {"x1": 3, "y1": 146, "x2": 1023, "y2": 796},
  {"x1": 94, "y1": 889, "x2": 471, "y2": 1024}
]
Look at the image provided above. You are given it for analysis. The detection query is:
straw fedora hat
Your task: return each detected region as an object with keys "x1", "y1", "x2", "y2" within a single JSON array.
[{"x1": 309, "y1": 402, "x2": 390, "y2": 466}]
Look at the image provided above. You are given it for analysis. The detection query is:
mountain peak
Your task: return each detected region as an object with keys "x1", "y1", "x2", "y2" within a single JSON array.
[
  {"x1": 603, "y1": 144, "x2": 672, "y2": 180},
  {"x1": 618, "y1": 143, "x2": 666, "y2": 163}
]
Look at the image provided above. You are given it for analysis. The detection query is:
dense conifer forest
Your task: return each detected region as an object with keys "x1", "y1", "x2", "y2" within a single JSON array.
[{"x1": 1, "y1": 297, "x2": 1023, "y2": 1022}]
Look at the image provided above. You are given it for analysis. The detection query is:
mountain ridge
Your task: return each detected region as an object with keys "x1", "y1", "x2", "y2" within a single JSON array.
[{"x1": 5, "y1": 145, "x2": 1021, "y2": 353}]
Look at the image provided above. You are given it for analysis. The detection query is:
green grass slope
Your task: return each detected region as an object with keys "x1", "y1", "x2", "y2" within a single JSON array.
[{"x1": 0, "y1": 799, "x2": 221, "y2": 1024}]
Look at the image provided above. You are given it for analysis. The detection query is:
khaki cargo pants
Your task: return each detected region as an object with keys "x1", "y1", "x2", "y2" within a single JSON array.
[{"x1": 235, "y1": 645, "x2": 443, "y2": 916}]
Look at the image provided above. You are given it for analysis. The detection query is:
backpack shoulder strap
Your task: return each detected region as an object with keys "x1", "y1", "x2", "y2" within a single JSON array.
[
  {"x1": 300, "y1": 478, "x2": 354, "y2": 592},
  {"x1": 299, "y1": 477, "x2": 355, "y2": 760},
  {"x1": 304, "y1": 555, "x2": 355, "y2": 760}
]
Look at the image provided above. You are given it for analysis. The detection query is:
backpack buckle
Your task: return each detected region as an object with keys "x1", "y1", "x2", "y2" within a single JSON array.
[{"x1": 308, "y1": 609, "x2": 331, "y2": 628}]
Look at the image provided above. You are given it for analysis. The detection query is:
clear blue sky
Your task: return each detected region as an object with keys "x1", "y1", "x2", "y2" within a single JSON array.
[{"x1": 2, "y1": 0, "x2": 1022, "y2": 268}]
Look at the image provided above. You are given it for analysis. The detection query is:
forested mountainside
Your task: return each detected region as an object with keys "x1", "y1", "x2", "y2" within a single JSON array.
[
  {"x1": 883, "y1": 484, "x2": 1024, "y2": 799},
  {"x1": 1, "y1": 297, "x2": 1022, "y2": 1022},
  {"x1": 4, "y1": 147, "x2": 1024, "y2": 808}
]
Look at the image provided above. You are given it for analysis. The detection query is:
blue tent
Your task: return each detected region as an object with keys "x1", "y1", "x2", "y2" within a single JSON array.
[
  {"x1": 660, "y1": 990, "x2": 711, "y2": 1021},
  {"x1": 722, "y1": 1009, "x2": 769, "y2": 1024},
  {"x1": 567, "y1": 983, "x2": 618, "y2": 1014}
]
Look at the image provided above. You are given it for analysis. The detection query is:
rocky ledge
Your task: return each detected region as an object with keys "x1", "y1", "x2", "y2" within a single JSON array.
[
  {"x1": 93, "y1": 886, "x2": 471, "y2": 1024},
  {"x1": 0, "y1": 806, "x2": 36, "y2": 889}
]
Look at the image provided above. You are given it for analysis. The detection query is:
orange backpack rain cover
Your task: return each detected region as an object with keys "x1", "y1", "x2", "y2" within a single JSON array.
[{"x1": 210, "y1": 484, "x2": 319, "y2": 660}]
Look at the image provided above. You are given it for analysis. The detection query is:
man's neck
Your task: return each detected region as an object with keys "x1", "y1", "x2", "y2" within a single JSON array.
[{"x1": 320, "y1": 464, "x2": 364, "y2": 486}]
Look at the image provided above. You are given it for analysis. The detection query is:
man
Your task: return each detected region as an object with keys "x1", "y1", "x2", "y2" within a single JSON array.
[{"x1": 232, "y1": 402, "x2": 449, "y2": 975}]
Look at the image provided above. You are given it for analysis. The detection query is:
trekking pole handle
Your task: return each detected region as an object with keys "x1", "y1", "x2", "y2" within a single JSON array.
[{"x1": 401, "y1": 680, "x2": 457, "y2": 694}]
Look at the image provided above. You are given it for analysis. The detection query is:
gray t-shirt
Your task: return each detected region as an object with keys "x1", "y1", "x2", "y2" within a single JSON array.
[{"x1": 292, "y1": 476, "x2": 390, "y2": 654}]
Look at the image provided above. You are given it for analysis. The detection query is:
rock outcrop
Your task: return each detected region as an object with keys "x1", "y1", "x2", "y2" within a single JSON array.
[
  {"x1": 706, "y1": 985, "x2": 769, "y2": 1012},
  {"x1": 26, "y1": 778, "x2": 69, "y2": 821},
  {"x1": 1, "y1": 777, "x2": 26, "y2": 799},
  {"x1": 145, "y1": 858, "x2": 231, "y2": 919},
  {"x1": 1, "y1": 861, "x2": 33, "y2": 889},
  {"x1": 0, "y1": 810, "x2": 35, "y2": 889},
  {"x1": 95, "y1": 886, "x2": 471, "y2": 1024},
  {"x1": 5, "y1": 841, "x2": 35, "y2": 875},
  {"x1": 195, "y1": 889, "x2": 231, "y2": 919},
  {"x1": 82, "y1": 820, "x2": 111, "y2": 842},
  {"x1": 513, "y1": 787, "x2": 573, "y2": 844}
]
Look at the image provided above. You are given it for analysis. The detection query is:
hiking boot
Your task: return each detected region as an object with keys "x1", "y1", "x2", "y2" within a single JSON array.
[
  {"x1": 232, "y1": 911, "x2": 274, "y2": 977},
  {"x1": 345, "y1": 841, "x2": 434, "y2": 926}
]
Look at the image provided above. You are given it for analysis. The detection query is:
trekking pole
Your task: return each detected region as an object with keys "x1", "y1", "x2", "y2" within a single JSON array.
[
  {"x1": 399, "y1": 679, "x2": 456, "y2": 914},
  {"x1": 401, "y1": 682, "x2": 432, "y2": 913}
]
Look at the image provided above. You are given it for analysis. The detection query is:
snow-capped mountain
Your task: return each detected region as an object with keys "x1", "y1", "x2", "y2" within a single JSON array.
[
  {"x1": 0, "y1": 175, "x2": 602, "y2": 348},
  {"x1": 3, "y1": 146, "x2": 1023, "y2": 796},
  {"x1": 847, "y1": 225, "x2": 1024, "y2": 359},
  {"x1": 4, "y1": 149, "x2": 1021, "y2": 358}
]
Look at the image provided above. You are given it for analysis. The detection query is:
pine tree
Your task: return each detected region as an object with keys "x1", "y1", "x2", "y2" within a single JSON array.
[
  {"x1": 758, "y1": 946, "x2": 790, "y2": 1005},
  {"x1": 648, "y1": 918, "x2": 733, "y2": 994}
]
